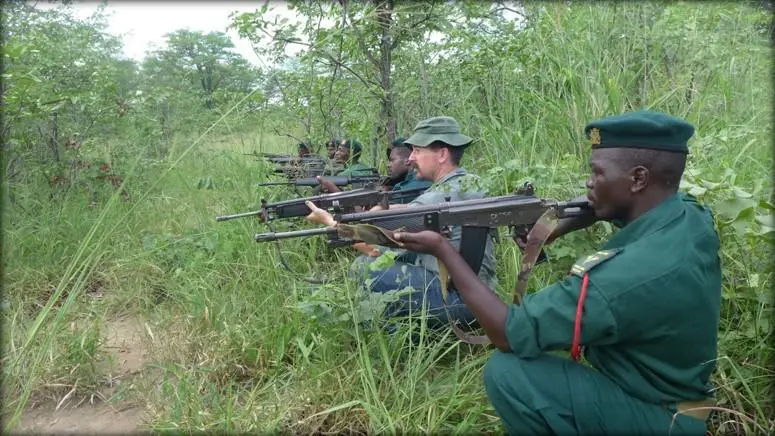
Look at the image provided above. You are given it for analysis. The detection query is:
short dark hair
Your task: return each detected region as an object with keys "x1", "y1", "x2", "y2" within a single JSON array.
[
  {"x1": 612, "y1": 148, "x2": 687, "y2": 190},
  {"x1": 387, "y1": 144, "x2": 412, "y2": 160},
  {"x1": 429, "y1": 141, "x2": 466, "y2": 165}
]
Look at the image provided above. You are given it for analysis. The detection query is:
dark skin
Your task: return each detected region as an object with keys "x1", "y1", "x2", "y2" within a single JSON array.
[
  {"x1": 327, "y1": 141, "x2": 338, "y2": 160},
  {"x1": 318, "y1": 145, "x2": 411, "y2": 194},
  {"x1": 334, "y1": 145, "x2": 351, "y2": 165},
  {"x1": 387, "y1": 146, "x2": 412, "y2": 182},
  {"x1": 392, "y1": 147, "x2": 681, "y2": 352}
]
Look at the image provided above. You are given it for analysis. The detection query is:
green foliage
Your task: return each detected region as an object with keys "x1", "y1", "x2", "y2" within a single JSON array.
[{"x1": 2, "y1": 1, "x2": 773, "y2": 435}]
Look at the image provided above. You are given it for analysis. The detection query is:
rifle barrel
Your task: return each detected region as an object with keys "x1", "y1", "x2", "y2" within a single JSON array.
[
  {"x1": 254, "y1": 227, "x2": 337, "y2": 242},
  {"x1": 216, "y1": 210, "x2": 261, "y2": 221}
]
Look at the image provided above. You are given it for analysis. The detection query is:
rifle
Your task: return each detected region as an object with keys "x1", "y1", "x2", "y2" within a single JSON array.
[
  {"x1": 216, "y1": 184, "x2": 429, "y2": 223},
  {"x1": 257, "y1": 175, "x2": 384, "y2": 188},
  {"x1": 264, "y1": 156, "x2": 327, "y2": 165},
  {"x1": 253, "y1": 193, "x2": 592, "y2": 245},
  {"x1": 245, "y1": 152, "x2": 290, "y2": 159}
]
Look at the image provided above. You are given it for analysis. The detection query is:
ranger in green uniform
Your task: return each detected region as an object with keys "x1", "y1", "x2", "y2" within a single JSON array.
[
  {"x1": 390, "y1": 111, "x2": 722, "y2": 435},
  {"x1": 385, "y1": 136, "x2": 433, "y2": 204},
  {"x1": 335, "y1": 139, "x2": 377, "y2": 177}
]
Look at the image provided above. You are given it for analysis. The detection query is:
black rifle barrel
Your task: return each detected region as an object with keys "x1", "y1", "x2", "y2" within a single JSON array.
[
  {"x1": 216, "y1": 185, "x2": 429, "y2": 222},
  {"x1": 257, "y1": 175, "x2": 383, "y2": 187},
  {"x1": 216, "y1": 187, "x2": 375, "y2": 222}
]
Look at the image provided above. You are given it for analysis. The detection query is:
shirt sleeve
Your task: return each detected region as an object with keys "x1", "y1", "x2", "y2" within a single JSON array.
[{"x1": 504, "y1": 274, "x2": 620, "y2": 358}]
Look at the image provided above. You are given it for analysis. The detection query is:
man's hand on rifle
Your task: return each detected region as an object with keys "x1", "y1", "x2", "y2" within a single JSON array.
[
  {"x1": 305, "y1": 201, "x2": 337, "y2": 227},
  {"x1": 392, "y1": 230, "x2": 449, "y2": 257},
  {"x1": 316, "y1": 176, "x2": 341, "y2": 193}
]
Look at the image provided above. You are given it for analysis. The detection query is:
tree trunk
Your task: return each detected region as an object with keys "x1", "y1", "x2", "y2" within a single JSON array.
[{"x1": 377, "y1": 0, "x2": 396, "y2": 149}]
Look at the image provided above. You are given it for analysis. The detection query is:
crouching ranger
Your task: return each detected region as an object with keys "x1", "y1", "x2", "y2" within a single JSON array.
[
  {"x1": 306, "y1": 116, "x2": 498, "y2": 331},
  {"x1": 390, "y1": 111, "x2": 722, "y2": 435}
]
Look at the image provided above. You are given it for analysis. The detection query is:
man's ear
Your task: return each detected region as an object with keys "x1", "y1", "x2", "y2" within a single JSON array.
[
  {"x1": 630, "y1": 165, "x2": 649, "y2": 193},
  {"x1": 438, "y1": 146, "x2": 449, "y2": 163}
]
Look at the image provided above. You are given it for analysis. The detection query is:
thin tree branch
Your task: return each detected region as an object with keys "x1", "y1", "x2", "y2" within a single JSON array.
[
  {"x1": 342, "y1": 0, "x2": 381, "y2": 70},
  {"x1": 391, "y1": 1, "x2": 436, "y2": 50}
]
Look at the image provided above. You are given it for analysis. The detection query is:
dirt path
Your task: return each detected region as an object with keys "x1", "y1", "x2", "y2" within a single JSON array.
[{"x1": 14, "y1": 315, "x2": 153, "y2": 435}]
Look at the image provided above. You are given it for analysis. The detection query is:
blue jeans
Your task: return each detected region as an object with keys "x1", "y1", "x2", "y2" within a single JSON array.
[{"x1": 351, "y1": 255, "x2": 479, "y2": 331}]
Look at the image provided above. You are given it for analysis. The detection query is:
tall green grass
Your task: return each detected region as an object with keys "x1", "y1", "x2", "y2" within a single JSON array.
[{"x1": 3, "y1": 2, "x2": 772, "y2": 435}]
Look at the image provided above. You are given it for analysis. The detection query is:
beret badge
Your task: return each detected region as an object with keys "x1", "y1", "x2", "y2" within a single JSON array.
[{"x1": 589, "y1": 128, "x2": 601, "y2": 146}]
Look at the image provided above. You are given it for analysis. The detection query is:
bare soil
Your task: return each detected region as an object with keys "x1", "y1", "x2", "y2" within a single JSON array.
[{"x1": 13, "y1": 315, "x2": 153, "y2": 435}]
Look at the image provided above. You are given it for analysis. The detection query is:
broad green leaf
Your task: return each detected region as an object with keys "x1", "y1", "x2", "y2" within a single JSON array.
[
  {"x1": 755, "y1": 214, "x2": 774, "y2": 228},
  {"x1": 732, "y1": 187, "x2": 753, "y2": 198},
  {"x1": 714, "y1": 197, "x2": 756, "y2": 221}
]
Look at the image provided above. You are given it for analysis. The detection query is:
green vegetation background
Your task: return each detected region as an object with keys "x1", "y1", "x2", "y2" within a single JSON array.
[{"x1": 2, "y1": 1, "x2": 773, "y2": 434}]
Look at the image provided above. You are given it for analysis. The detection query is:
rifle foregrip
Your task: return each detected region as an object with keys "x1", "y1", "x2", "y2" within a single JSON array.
[{"x1": 254, "y1": 233, "x2": 278, "y2": 242}]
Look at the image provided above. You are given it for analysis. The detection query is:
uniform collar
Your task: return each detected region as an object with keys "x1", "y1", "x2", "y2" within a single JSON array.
[
  {"x1": 433, "y1": 167, "x2": 466, "y2": 185},
  {"x1": 603, "y1": 193, "x2": 685, "y2": 249}
]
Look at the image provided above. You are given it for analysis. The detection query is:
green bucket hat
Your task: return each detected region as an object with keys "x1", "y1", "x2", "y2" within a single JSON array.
[
  {"x1": 404, "y1": 116, "x2": 473, "y2": 148},
  {"x1": 584, "y1": 110, "x2": 694, "y2": 154}
]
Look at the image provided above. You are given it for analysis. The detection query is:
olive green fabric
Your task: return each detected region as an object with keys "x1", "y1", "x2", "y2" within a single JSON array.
[
  {"x1": 404, "y1": 116, "x2": 473, "y2": 147},
  {"x1": 483, "y1": 352, "x2": 709, "y2": 435},
  {"x1": 408, "y1": 168, "x2": 498, "y2": 291},
  {"x1": 336, "y1": 162, "x2": 375, "y2": 177},
  {"x1": 392, "y1": 136, "x2": 408, "y2": 147},
  {"x1": 492, "y1": 192, "x2": 721, "y2": 434},
  {"x1": 584, "y1": 110, "x2": 694, "y2": 154},
  {"x1": 391, "y1": 171, "x2": 432, "y2": 204}
]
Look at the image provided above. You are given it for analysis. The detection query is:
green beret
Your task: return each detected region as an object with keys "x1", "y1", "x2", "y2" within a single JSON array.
[
  {"x1": 391, "y1": 136, "x2": 408, "y2": 147},
  {"x1": 297, "y1": 142, "x2": 309, "y2": 150},
  {"x1": 584, "y1": 110, "x2": 694, "y2": 154},
  {"x1": 405, "y1": 116, "x2": 473, "y2": 148},
  {"x1": 387, "y1": 136, "x2": 409, "y2": 159},
  {"x1": 340, "y1": 139, "x2": 362, "y2": 155}
]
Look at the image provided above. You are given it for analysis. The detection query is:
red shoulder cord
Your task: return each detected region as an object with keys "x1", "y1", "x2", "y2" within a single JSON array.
[{"x1": 570, "y1": 273, "x2": 590, "y2": 362}]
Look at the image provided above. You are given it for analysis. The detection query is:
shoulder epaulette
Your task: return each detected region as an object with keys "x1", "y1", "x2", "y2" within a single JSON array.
[{"x1": 570, "y1": 248, "x2": 623, "y2": 277}]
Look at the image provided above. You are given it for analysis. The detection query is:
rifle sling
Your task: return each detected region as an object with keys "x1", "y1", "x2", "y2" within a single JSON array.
[{"x1": 438, "y1": 208, "x2": 561, "y2": 345}]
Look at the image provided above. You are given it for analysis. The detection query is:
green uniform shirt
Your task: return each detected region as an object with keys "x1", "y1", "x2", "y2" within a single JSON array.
[
  {"x1": 391, "y1": 170, "x2": 433, "y2": 204},
  {"x1": 408, "y1": 168, "x2": 499, "y2": 291},
  {"x1": 337, "y1": 162, "x2": 375, "y2": 177},
  {"x1": 503, "y1": 193, "x2": 721, "y2": 404}
]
